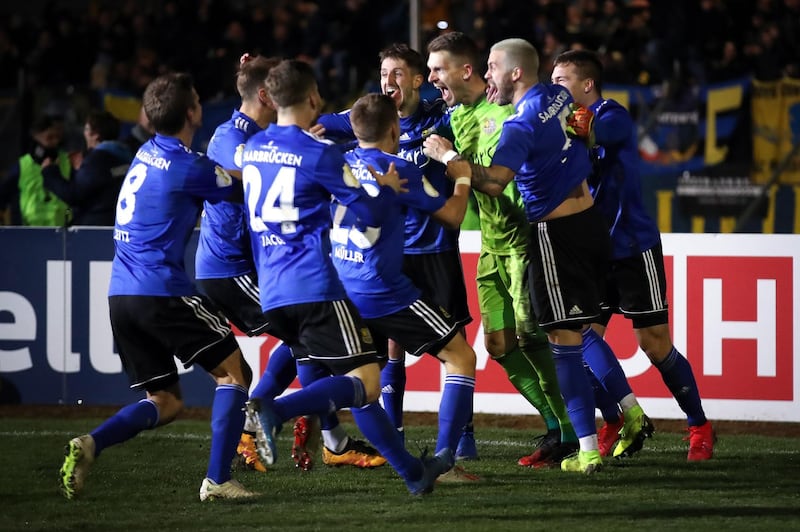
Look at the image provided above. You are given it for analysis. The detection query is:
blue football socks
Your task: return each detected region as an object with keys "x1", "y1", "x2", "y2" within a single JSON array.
[
  {"x1": 250, "y1": 342, "x2": 296, "y2": 400},
  {"x1": 656, "y1": 347, "x2": 707, "y2": 426},
  {"x1": 550, "y1": 343, "x2": 597, "y2": 439},
  {"x1": 435, "y1": 374, "x2": 475, "y2": 455},
  {"x1": 380, "y1": 358, "x2": 406, "y2": 433},
  {"x1": 206, "y1": 384, "x2": 248, "y2": 484},
  {"x1": 581, "y1": 328, "x2": 633, "y2": 404},
  {"x1": 351, "y1": 402, "x2": 422, "y2": 481},
  {"x1": 273, "y1": 375, "x2": 366, "y2": 421},
  {"x1": 91, "y1": 398, "x2": 159, "y2": 456}
]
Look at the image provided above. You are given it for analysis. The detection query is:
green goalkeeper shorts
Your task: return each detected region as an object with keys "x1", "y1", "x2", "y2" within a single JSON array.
[{"x1": 476, "y1": 249, "x2": 545, "y2": 343}]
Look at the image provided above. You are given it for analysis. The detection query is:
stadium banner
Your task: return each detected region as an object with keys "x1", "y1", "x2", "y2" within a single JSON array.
[
  {"x1": 751, "y1": 78, "x2": 800, "y2": 185},
  {"x1": 0, "y1": 228, "x2": 797, "y2": 422},
  {"x1": 605, "y1": 77, "x2": 750, "y2": 178}
]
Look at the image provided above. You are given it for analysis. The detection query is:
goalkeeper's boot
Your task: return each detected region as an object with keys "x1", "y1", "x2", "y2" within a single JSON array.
[
  {"x1": 233, "y1": 433, "x2": 267, "y2": 473},
  {"x1": 199, "y1": 478, "x2": 259, "y2": 501},
  {"x1": 597, "y1": 414, "x2": 625, "y2": 457},
  {"x1": 613, "y1": 405, "x2": 655, "y2": 459},
  {"x1": 60, "y1": 434, "x2": 95, "y2": 500},
  {"x1": 322, "y1": 437, "x2": 387, "y2": 468},
  {"x1": 517, "y1": 429, "x2": 560, "y2": 467},
  {"x1": 246, "y1": 398, "x2": 282, "y2": 466},
  {"x1": 686, "y1": 421, "x2": 715, "y2": 461},
  {"x1": 560, "y1": 449, "x2": 603, "y2": 475}
]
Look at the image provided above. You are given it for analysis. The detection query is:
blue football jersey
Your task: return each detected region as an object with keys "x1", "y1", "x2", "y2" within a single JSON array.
[
  {"x1": 491, "y1": 84, "x2": 593, "y2": 222},
  {"x1": 588, "y1": 98, "x2": 661, "y2": 260},
  {"x1": 195, "y1": 110, "x2": 261, "y2": 279},
  {"x1": 318, "y1": 98, "x2": 458, "y2": 254},
  {"x1": 242, "y1": 124, "x2": 395, "y2": 312},
  {"x1": 332, "y1": 147, "x2": 447, "y2": 318},
  {"x1": 109, "y1": 134, "x2": 235, "y2": 296}
]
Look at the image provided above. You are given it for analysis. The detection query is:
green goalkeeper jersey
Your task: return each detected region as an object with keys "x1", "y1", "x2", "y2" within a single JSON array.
[{"x1": 451, "y1": 95, "x2": 529, "y2": 254}]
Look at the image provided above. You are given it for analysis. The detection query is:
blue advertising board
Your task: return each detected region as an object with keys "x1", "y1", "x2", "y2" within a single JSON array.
[{"x1": 0, "y1": 227, "x2": 216, "y2": 407}]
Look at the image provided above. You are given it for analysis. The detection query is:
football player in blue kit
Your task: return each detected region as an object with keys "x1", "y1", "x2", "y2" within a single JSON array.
[
  {"x1": 552, "y1": 49, "x2": 714, "y2": 461},
  {"x1": 242, "y1": 59, "x2": 450, "y2": 496},
  {"x1": 195, "y1": 53, "x2": 287, "y2": 474},
  {"x1": 333, "y1": 93, "x2": 478, "y2": 479},
  {"x1": 318, "y1": 44, "x2": 478, "y2": 462},
  {"x1": 59, "y1": 72, "x2": 259, "y2": 501},
  {"x1": 195, "y1": 53, "x2": 384, "y2": 472}
]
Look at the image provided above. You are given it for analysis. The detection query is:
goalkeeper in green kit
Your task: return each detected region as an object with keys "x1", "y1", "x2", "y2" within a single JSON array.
[{"x1": 423, "y1": 32, "x2": 579, "y2": 467}]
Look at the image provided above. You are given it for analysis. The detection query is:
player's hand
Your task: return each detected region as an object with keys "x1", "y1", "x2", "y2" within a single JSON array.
[
  {"x1": 240, "y1": 53, "x2": 253, "y2": 65},
  {"x1": 565, "y1": 102, "x2": 594, "y2": 142},
  {"x1": 422, "y1": 134, "x2": 454, "y2": 163},
  {"x1": 309, "y1": 123, "x2": 326, "y2": 137},
  {"x1": 369, "y1": 162, "x2": 408, "y2": 194}
]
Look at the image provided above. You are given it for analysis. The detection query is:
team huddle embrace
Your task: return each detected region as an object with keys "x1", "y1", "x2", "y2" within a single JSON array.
[{"x1": 59, "y1": 33, "x2": 714, "y2": 503}]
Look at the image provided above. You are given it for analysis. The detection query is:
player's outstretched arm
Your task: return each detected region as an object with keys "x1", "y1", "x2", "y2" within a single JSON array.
[
  {"x1": 368, "y1": 162, "x2": 408, "y2": 194},
  {"x1": 432, "y1": 175, "x2": 471, "y2": 229},
  {"x1": 447, "y1": 159, "x2": 514, "y2": 197}
]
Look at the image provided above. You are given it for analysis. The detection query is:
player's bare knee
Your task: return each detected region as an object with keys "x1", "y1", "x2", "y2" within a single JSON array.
[
  {"x1": 438, "y1": 339, "x2": 476, "y2": 376},
  {"x1": 346, "y1": 364, "x2": 382, "y2": 403},
  {"x1": 209, "y1": 349, "x2": 252, "y2": 388},
  {"x1": 637, "y1": 325, "x2": 672, "y2": 363},
  {"x1": 147, "y1": 391, "x2": 183, "y2": 426}
]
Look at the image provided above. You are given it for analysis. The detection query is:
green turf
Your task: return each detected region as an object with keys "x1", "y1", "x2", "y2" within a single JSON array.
[{"x1": 2, "y1": 416, "x2": 798, "y2": 531}]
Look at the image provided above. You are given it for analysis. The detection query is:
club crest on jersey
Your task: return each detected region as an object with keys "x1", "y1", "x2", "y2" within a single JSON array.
[
  {"x1": 342, "y1": 164, "x2": 361, "y2": 188},
  {"x1": 482, "y1": 118, "x2": 497, "y2": 135},
  {"x1": 360, "y1": 327, "x2": 373, "y2": 344},
  {"x1": 421, "y1": 126, "x2": 437, "y2": 138},
  {"x1": 214, "y1": 166, "x2": 233, "y2": 187},
  {"x1": 233, "y1": 144, "x2": 245, "y2": 169},
  {"x1": 421, "y1": 176, "x2": 440, "y2": 197}
]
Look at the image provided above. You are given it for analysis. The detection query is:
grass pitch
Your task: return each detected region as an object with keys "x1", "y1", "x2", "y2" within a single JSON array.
[{"x1": 1, "y1": 412, "x2": 798, "y2": 531}]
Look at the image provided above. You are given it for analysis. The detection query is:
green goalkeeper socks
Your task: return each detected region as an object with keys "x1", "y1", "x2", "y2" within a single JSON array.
[{"x1": 494, "y1": 345, "x2": 559, "y2": 431}]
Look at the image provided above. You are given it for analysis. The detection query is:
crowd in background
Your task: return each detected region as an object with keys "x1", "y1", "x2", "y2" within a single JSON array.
[
  {"x1": 0, "y1": 0, "x2": 799, "y2": 224},
  {"x1": 2, "y1": 0, "x2": 799, "y2": 103}
]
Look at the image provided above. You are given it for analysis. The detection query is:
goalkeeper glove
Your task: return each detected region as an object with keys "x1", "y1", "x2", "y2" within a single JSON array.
[{"x1": 565, "y1": 103, "x2": 595, "y2": 144}]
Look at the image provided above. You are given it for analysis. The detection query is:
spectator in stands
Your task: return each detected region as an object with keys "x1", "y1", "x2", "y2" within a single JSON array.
[
  {"x1": 0, "y1": 114, "x2": 72, "y2": 226},
  {"x1": 42, "y1": 110, "x2": 132, "y2": 226},
  {"x1": 123, "y1": 106, "x2": 154, "y2": 154}
]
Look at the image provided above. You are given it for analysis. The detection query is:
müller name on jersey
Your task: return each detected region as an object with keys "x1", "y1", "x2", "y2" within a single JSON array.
[{"x1": 333, "y1": 246, "x2": 364, "y2": 263}]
